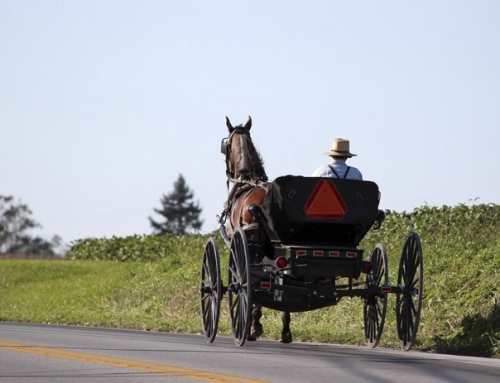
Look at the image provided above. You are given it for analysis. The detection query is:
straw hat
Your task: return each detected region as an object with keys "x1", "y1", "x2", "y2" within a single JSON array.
[{"x1": 323, "y1": 138, "x2": 357, "y2": 157}]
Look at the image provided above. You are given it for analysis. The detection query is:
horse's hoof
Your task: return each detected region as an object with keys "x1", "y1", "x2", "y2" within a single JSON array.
[
  {"x1": 280, "y1": 332, "x2": 293, "y2": 344},
  {"x1": 251, "y1": 322, "x2": 263, "y2": 338}
]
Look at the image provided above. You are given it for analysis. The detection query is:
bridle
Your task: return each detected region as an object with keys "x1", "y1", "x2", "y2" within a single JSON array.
[
  {"x1": 219, "y1": 122, "x2": 268, "y2": 228},
  {"x1": 221, "y1": 127, "x2": 250, "y2": 184}
]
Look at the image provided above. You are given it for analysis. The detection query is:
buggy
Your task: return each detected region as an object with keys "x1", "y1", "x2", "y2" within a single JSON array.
[{"x1": 201, "y1": 175, "x2": 423, "y2": 351}]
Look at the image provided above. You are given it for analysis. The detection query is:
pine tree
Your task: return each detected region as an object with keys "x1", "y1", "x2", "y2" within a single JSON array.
[{"x1": 149, "y1": 174, "x2": 203, "y2": 235}]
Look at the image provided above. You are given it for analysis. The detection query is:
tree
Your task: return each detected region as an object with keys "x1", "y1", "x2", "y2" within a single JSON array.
[
  {"x1": 0, "y1": 195, "x2": 60, "y2": 254},
  {"x1": 149, "y1": 174, "x2": 203, "y2": 235}
]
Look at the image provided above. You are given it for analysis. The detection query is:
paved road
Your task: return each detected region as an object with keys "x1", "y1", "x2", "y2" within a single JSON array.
[{"x1": 1, "y1": 323, "x2": 499, "y2": 382}]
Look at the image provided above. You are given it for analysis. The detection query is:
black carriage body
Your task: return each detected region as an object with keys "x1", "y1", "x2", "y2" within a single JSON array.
[
  {"x1": 261, "y1": 176, "x2": 380, "y2": 246},
  {"x1": 250, "y1": 176, "x2": 381, "y2": 312},
  {"x1": 204, "y1": 174, "x2": 422, "y2": 349}
]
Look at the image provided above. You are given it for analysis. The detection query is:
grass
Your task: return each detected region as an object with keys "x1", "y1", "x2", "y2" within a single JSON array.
[{"x1": 1, "y1": 203, "x2": 499, "y2": 357}]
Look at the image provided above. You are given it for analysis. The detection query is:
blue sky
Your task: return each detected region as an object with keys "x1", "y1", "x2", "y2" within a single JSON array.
[{"x1": 1, "y1": 1, "x2": 499, "y2": 247}]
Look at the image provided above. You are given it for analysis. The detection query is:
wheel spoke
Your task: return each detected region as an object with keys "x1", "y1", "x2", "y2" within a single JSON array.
[
  {"x1": 396, "y1": 232, "x2": 423, "y2": 351},
  {"x1": 228, "y1": 228, "x2": 252, "y2": 347},
  {"x1": 364, "y1": 244, "x2": 388, "y2": 348},
  {"x1": 200, "y1": 238, "x2": 221, "y2": 343}
]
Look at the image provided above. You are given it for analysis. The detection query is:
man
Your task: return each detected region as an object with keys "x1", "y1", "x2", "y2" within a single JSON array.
[{"x1": 312, "y1": 138, "x2": 362, "y2": 180}]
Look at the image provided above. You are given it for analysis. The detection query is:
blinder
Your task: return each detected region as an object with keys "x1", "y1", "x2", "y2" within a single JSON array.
[
  {"x1": 220, "y1": 138, "x2": 228, "y2": 155},
  {"x1": 221, "y1": 127, "x2": 249, "y2": 156}
]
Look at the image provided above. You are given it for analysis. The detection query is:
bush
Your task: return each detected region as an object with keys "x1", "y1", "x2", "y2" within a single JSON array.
[{"x1": 66, "y1": 233, "x2": 212, "y2": 262}]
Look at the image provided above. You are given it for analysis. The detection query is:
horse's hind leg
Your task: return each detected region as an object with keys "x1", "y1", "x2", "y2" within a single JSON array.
[
  {"x1": 248, "y1": 304, "x2": 263, "y2": 341},
  {"x1": 280, "y1": 311, "x2": 293, "y2": 344}
]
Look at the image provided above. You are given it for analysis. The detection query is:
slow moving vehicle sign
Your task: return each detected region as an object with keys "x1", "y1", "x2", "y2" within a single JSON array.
[{"x1": 304, "y1": 179, "x2": 347, "y2": 219}]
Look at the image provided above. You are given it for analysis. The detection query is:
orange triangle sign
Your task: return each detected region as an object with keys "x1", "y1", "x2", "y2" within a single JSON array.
[{"x1": 304, "y1": 179, "x2": 347, "y2": 219}]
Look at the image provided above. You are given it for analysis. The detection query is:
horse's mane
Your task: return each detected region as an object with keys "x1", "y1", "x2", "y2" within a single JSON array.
[{"x1": 233, "y1": 131, "x2": 268, "y2": 182}]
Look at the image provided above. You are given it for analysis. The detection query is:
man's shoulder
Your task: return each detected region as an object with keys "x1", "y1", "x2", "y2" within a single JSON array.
[
  {"x1": 348, "y1": 166, "x2": 363, "y2": 180},
  {"x1": 311, "y1": 164, "x2": 331, "y2": 177}
]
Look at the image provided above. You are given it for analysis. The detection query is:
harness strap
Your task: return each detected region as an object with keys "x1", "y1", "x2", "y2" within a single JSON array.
[
  {"x1": 222, "y1": 182, "x2": 269, "y2": 235},
  {"x1": 241, "y1": 223, "x2": 259, "y2": 232}
]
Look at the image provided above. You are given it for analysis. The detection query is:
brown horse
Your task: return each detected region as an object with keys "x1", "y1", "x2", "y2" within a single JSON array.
[
  {"x1": 221, "y1": 116, "x2": 268, "y2": 238},
  {"x1": 220, "y1": 116, "x2": 292, "y2": 343}
]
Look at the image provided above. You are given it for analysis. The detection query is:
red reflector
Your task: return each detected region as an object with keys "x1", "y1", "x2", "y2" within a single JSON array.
[
  {"x1": 361, "y1": 262, "x2": 373, "y2": 273},
  {"x1": 276, "y1": 257, "x2": 288, "y2": 268},
  {"x1": 381, "y1": 286, "x2": 392, "y2": 293},
  {"x1": 313, "y1": 250, "x2": 324, "y2": 257},
  {"x1": 329, "y1": 251, "x2": 340, "y2": 257},
  {"x1": 346, "y1": 251, "x2": 357, "y2": 258},
  {"x1": 261, "y1": 281, "x2": 272, "y2": 289},
  {"x1": 296, "y1": 250, "x2": 307, "y2": 257}
]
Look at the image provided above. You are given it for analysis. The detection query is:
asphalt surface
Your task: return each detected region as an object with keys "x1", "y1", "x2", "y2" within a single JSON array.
[{"x1": 1, "y1": 323, "x2": 499, "y2": 383}]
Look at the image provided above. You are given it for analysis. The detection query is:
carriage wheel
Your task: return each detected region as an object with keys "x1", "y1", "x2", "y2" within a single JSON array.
[
  {"x1": 200, "y1": 237, "x2": 222, "y2": 343},
  {"x1": 396, "y1": 232, "x2": 423, "y2": 351},
  {"x1": 363, "y1": 243, "x2": 388, "y2": 348},
  {"x1": 227, "y1": 228, "x2": 252, "y2": 347}
]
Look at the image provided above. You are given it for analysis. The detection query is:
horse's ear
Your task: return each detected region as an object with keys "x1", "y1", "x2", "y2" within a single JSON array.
[
  {"x1": 244, "y1": 115, "x2": 252, "y2": 130},
  {"x1": 226, "y1": 116, "x2": 234, "y2": 133}
]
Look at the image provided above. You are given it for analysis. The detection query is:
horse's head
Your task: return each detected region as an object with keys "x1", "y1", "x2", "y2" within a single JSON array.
[{"x1": 221, "y1": 116, "x2": 268, "y2": 183}]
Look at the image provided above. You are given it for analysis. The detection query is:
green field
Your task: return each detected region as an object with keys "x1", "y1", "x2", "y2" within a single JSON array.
[{"x1": 1, "y1": 204, "x2": 499, "y2": 357}]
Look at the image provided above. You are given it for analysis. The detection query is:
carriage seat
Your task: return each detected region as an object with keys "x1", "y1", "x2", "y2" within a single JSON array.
[{"x1": 260, "y1": 176, "x2": 381, "y2": 246}]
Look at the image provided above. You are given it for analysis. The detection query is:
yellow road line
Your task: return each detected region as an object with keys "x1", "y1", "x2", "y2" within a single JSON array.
[{"x1": 0, "y1": 341, "x2": 269, "y2": 383}]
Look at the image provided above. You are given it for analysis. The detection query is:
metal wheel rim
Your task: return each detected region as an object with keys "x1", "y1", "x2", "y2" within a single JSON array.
[
  {"x1": 396, "y1": 232, "x2": 423, "y2": 351},
  {"x1": 200, "y1": 237, "x2": 222, "y2": 343},
  {"x1": 364, "y1": 243, "x2": 388, "y2": 348},
  {"x1": 227, "y1": 228, "x2": 252, "y2": 347}
]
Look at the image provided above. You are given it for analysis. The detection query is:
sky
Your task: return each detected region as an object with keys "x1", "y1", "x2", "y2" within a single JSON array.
[{"x1": 1, "y1": 1, "x2": 499, "y2": 248}]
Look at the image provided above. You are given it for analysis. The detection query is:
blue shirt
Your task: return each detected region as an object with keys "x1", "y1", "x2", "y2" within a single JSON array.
[{"x1": 311, "y1": 158, "x2": 363, "y2": 180}]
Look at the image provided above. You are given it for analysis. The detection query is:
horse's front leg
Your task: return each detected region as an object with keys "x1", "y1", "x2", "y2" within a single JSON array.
[
  {"x1": 248, "y1": 304, "x2": 263, "y2": 341},
  {"x1": 280, "y1": 311, "x2": 293, "y2": 343}
]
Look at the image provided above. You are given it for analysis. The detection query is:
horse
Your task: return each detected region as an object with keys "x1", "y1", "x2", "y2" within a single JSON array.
[{"x1": 220, "y1": 116, "x2": 292, "y2": 344}]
